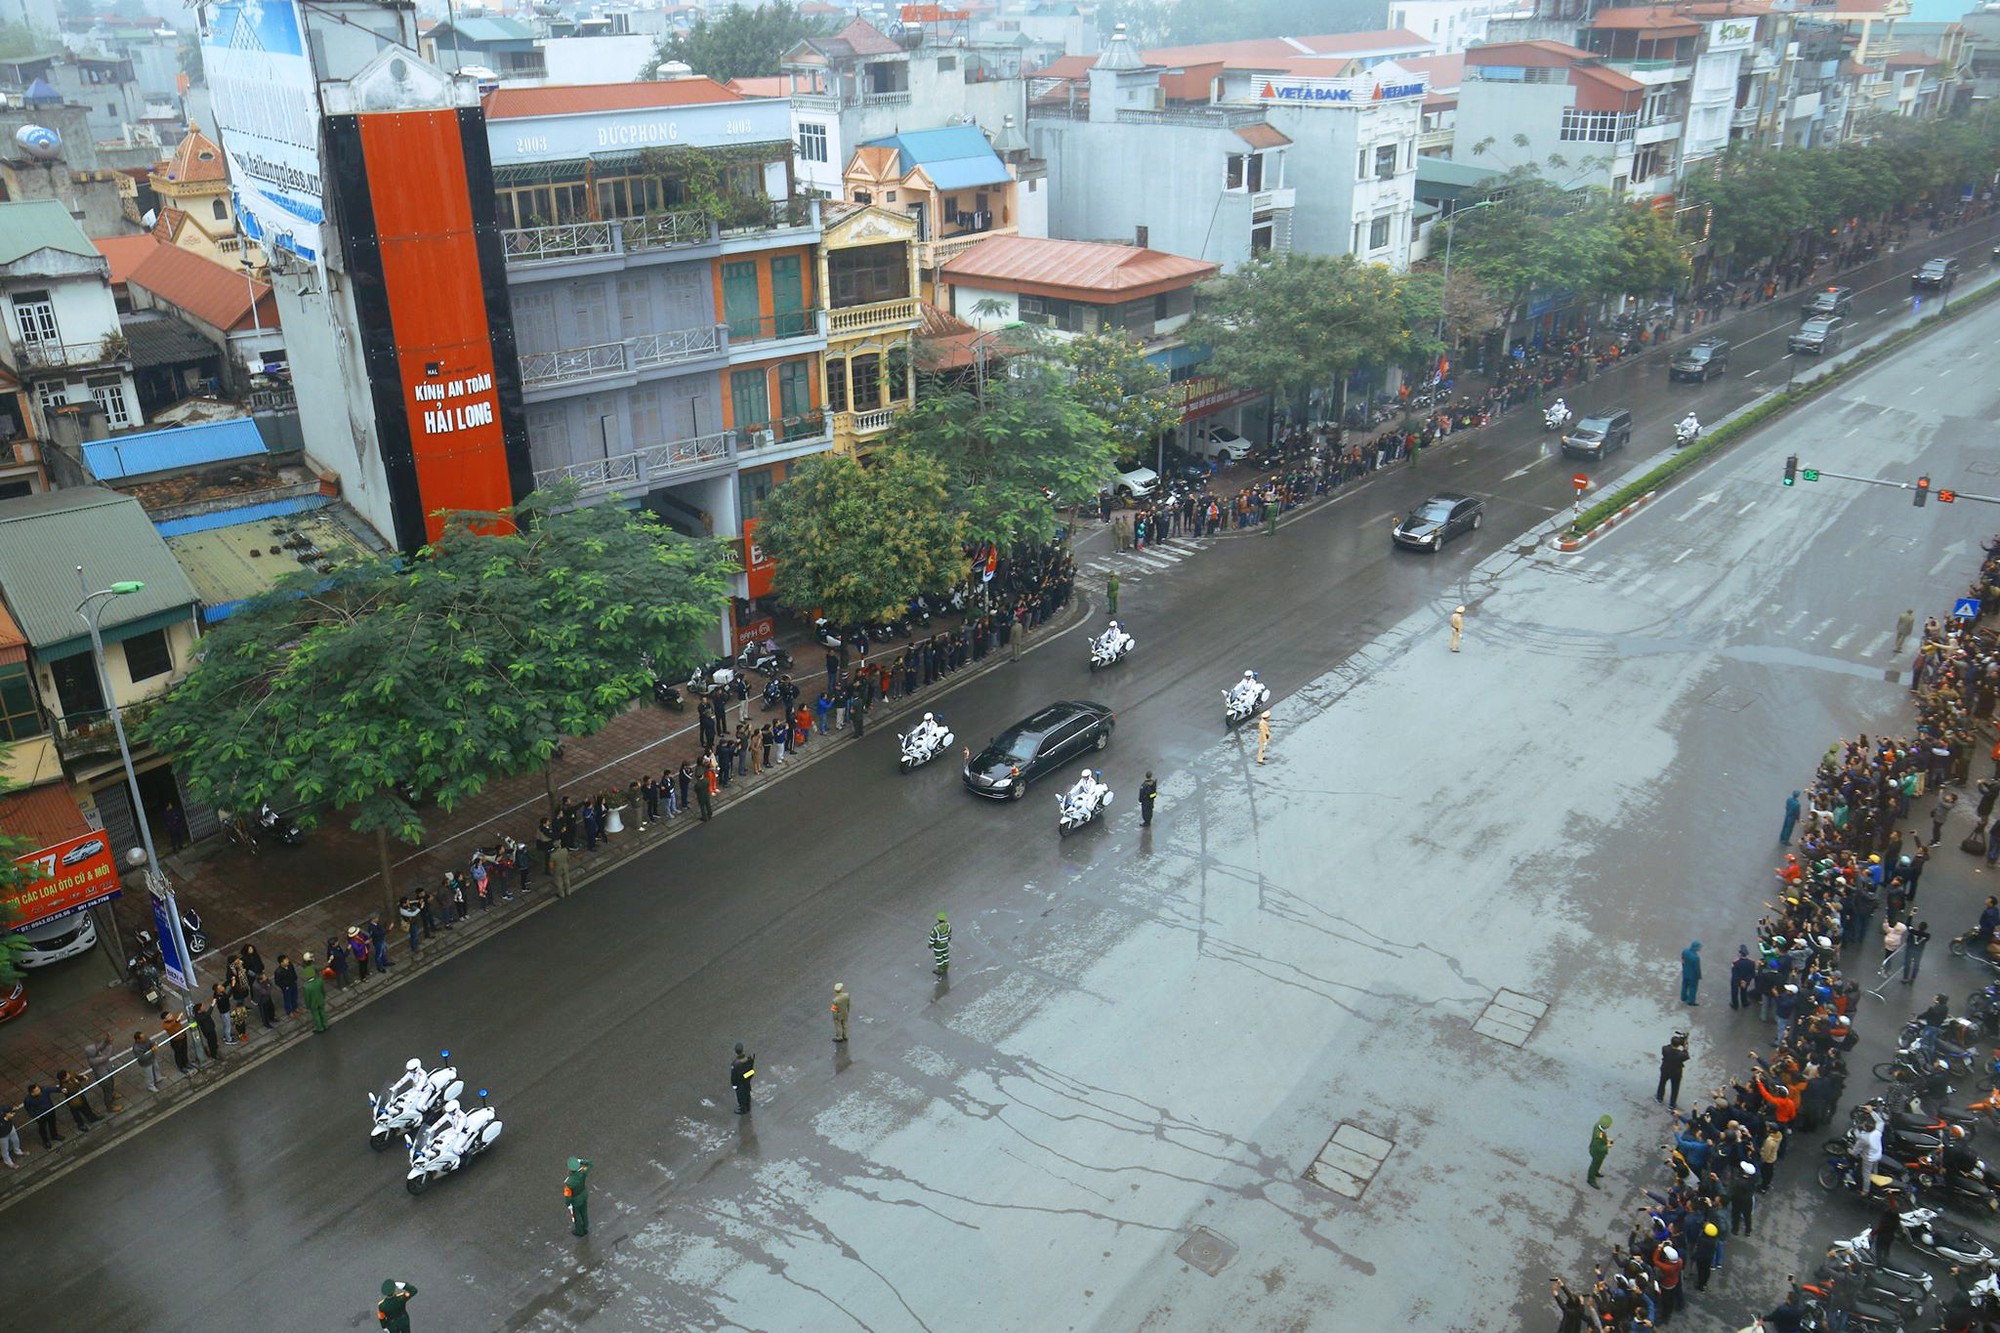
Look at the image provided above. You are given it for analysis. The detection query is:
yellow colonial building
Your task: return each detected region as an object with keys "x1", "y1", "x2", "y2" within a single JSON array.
[{"x1": 818, "y1": 203, "x2": 922, "y2": 454}]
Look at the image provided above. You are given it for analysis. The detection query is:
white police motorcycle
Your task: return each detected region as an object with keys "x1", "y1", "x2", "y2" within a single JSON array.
[
  {"x1": 1058, "y1": 769, "x2": 1112, "y2": 836},
  {"x1": 1542, "y1": 399, "x2": 1573, "y2": 433},
  {"x1": 368, "y1": 1053, "x2": 462, "y2": 1152},
  {"x1": 1223, "y1": 671, "x2": 1271, "y2": 729},
  {"x1": 1675, "y1": 413, "x2": 1702, "y2": 448},
  {"x1": 1088, "y1": 620, "x2": 1134, "y2": 671},
  {"x1": 406, "y1": 1089, "x2": 503, "y2": 1194},
  {"x1": 898, "y1": 712, "x2": 955, "y2": 773}
]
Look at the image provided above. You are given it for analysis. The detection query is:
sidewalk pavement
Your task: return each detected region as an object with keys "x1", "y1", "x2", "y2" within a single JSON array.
[{"x1": 0, "y1": 587, "x2": 1088, "y2": 1198}]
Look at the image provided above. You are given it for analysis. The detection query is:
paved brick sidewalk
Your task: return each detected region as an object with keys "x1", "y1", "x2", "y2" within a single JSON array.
[{"x1": 0, "y1": 591, "x2": 1087, "y2": 1195}]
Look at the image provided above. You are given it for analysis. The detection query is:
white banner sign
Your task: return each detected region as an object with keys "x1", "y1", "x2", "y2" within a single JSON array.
[{"x1": 201, "y1": 0, "x2": 325, "y2": 262}]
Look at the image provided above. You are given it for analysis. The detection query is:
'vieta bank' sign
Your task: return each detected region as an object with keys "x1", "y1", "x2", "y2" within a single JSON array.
[{"x1": 1259, "y1": 75, "x2": 1428, "y2": 105}]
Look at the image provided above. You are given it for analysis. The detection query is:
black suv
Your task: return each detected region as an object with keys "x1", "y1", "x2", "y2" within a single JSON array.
[
  {"x1": 1800, "y1": 286, "x2": 1853, "y2": 318},
  {"x1": 1912, "y1": 258, "x2": 1960, "y2": 291},
  {"x1": 1668, "y1": 337, "x2": 1730, "y2": 383},
  {"x1": 1788, "y1": 316, "x2": 1845, "y2": 355}
]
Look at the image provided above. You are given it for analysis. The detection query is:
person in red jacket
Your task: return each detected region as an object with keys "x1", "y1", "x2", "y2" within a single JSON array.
[{"x1": 1652, "y1": 1244, "x2": 1685, "y2": 1322}]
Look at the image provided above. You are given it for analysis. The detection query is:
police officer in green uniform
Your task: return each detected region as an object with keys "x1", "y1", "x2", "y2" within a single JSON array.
[
  {"x1": 565, "y1": 1157, "x2": 592, "y2": 1236},
  {"x1": 301, "y1": 952, "x2": 328, "y2": 1033},
  {"x1": 377, "y1": 1278, "x2": 417, "y2": 1332},
  {"x1": 929, "y1": 912, "x2": 951, "y2": 976}
]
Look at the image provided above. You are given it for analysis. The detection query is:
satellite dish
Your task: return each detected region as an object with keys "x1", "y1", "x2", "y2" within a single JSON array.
[{"x1": 14, "y1": 124, "x2": 61, "y2": 161}]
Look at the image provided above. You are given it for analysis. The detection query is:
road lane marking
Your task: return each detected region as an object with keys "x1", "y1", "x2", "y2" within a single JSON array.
[
  {"x1": 1846, "y1": 425, "x2": 1862, "y2": 436},
  {"x1": 1863, "y1": 631, "x2": 1891, "y2": 656},
  {"x1": 1501, "y1": 460, "x2": 1543, "y2": 481},
  {"x1": 1736, "y1": 501, "x2": 1758, "y2": 515},
  {"x1": 1831, "y1": 628, "x2": 1859, "y2": 650},
  {"x1": 1372, "y1": 511, "x2": 1398, "y2": 524},
  {"x1": 1672, "y1": 548, "x2": 1694, "y2": 564},
  {"x1": 1677, "y1": 491, "x2": 1722, "y2": 521}
]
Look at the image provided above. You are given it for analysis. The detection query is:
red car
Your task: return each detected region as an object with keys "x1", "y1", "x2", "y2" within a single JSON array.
[{"x1": 0, "y1": 980, "x2": 26, "y2": 1024}]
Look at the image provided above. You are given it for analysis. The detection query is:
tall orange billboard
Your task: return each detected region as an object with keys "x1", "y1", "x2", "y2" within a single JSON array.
[{"x1": 326, "y1": 106, "x2": 532, "y2": 550}]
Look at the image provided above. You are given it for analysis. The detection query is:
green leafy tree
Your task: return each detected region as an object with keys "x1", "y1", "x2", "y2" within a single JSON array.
[
  {"x1": 1056, "y1": 332, "x2": 1182, "y2": 463},
  {"x1": 894, "y1": 364, "x2": 1117, "y2": 547},
  {"x1": 644, "y1": 1, "x2": 833, "y2": 82},
  {"x1": 140, "y1": 488, "x2": 736, "y2": 909},
  {"x1": 1184, "y1": 252, "x2": 1442, "y2": 416},
  {"x1": 178, "y1": 38, "x2": 204, "y2": 86},
  {"x1": 1444, "y1": 171, "x2": 1620, "y2": 330},
  {"x1": 755, "y1": 451, "x2": 965, "y2": 626},
  {"x1": 1600, "y1": 202, "x2": 1689, "y2": 301},
  {"x1": 0, "y1": 21, "x2": 53, "y2": 58}
]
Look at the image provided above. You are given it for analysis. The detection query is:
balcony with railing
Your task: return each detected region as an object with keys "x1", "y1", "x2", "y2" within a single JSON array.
[
  {"x1": 826, "y1": 297, "x2": 922, "y2": 337},
  {"x1": 832, "y1": 405, "x2": 903, "y2": 449},
  {"x1": 723, "y1": 310, "x2": 827, "y2": 363},
  {"x1": 51, "y1": 698, "x2": 160, "y2": 762},
  {"x1": 1250, "y1": 187, "x2": 1296, "y2": 213},
  {"x1": 12, "y1": 337, "x2": 129, "y2": 374},
  {"x1": 918, "y1": 228, "x2": 1014, "y2": 272},
  {"x1": 733, "y1": 411, "x2": 831, "y2": 455},
  {"x1": 520, "y1": 325, "x2": 726, "y2": 392},
  {"x1": 532, "y1": 429, "x2": 735, "y2": 502},
  {"x1": 501, "y1": 209, "x2": 716, "y2": 268}
]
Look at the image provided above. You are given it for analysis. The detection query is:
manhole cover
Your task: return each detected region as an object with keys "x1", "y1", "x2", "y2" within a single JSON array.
[
  {"x1": 1176, "y1": 1227, "x2": 1238, "y2": 1276},
  {"x1": 1702, "y1": 685, "x2": 1756, "y2": 713},
  {"x1": 1303, "y1": 1122, "x2": 1394, "y2": 1199},
  {"x1": 1473, "y1": 988, "x2": 1548, "y2": 1047}
]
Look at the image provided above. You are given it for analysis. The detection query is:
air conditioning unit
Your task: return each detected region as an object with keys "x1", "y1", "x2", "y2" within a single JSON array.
[{"x1": 754, "y1": 428, "x2": 775, "y2": 448}]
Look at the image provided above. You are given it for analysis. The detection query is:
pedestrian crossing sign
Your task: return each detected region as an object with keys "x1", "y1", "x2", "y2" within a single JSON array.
[{"x1": 1954, "y1": 597, "x2": 1981, "y2": 620}]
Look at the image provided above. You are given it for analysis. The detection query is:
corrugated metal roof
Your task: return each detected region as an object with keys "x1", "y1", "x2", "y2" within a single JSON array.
[
  {"x1": 864, "y1": 127, "x2": 1010, "y2": 191},
  {"x1": 83, "y1": 418, "x2": 265, "y2": 482},
  {"x1": 0, "y1": 784, "x2": 92, "y2": 851},
  {"x1": 0, "y1": 487, "x2": 201, "y2": 653},
  {"x1": 484, "y1": 79, "x2": 740, "y2": 120},
  {"x1": 0, "y1": 200, "x2": 101, "y2": 266},
  {"x1": 165, "y1": 501, "x2": 380, "y2": 618},
  {"x1": 125, "y1": 242, "x2": 277, "y2": 334},
  {"x1": 122, "y1": 315, "x2": 222, "y2": 370},
  {"x1": 1140, "y1": 30, "x2": 1433, "y2": 68},
  {"x1": 943, "y1": 235, "x2": 1218, "y2": 299},
  {"x1": 432, "y1": 16, "x2": 538, "y2": 42},
  {"x1": 92, "y1": 234, "x2": 161, "y2": 286}
]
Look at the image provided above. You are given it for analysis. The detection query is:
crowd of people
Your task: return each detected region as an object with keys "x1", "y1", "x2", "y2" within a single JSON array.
[{"x1": 1553, "y1": 544, "x2": 2000, "y2": 1332}]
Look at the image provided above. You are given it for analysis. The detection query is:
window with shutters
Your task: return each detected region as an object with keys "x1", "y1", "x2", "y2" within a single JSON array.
[
  {"x1": 848, "y1": 354, "x2": 880, "y2": 411},
  {"x1": 0, "y1": 664, "x2": 44, "y2": 742},
  {"x1": 89, "y1": 376, "x2": 131, "y2": 428},
  {"x1": 11, "y1": 291, "x2": 58, "y2": 349},
  {"x1": 627, "y1": 388, "x2": 664, "y2": 444},
  {"x1": 571, "y1": 281, "x2": 609, "y2": 345},
  {"x1": 824, "y1": 357, "x2": 848, "y2": 413},
  {"x1": 798, "y1": 122, "x2": 828, "y2": 163},
  {"x1": 617, "y1": 275, "x2": 654, "y2": 338}
]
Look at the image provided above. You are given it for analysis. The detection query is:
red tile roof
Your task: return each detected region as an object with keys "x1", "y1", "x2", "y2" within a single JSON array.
[
  {"x1": 1587, "y1": 7, "x2": 1701, "y2": 33},
  {"x1": 483, "y1": 79, "x2": 740, "y2": 120},
  {"x1": 726, "y1": 75, "x2": 788, "y2": 98},
  {"x1": 943, "y1": 235, "x2": 1218, "y2": 301},
  {"x1": 158, "y1": 127, "x2": 227, "y2": 185},
  {"x1": 93, "y1": 233, "x2": 162, "y2": 287},
  {"x1": 125, "y1": 242, "x2": 278, "y2": 333},
  {"x1": 0, "y1": 599, "x2": 24, "y2": 664},
  {"x1": 0, "y1": 783, "x2": 92, "y2": 850}
]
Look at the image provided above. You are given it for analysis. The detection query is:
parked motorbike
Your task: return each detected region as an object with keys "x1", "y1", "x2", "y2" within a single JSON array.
[
  {"x1": 814, "y1": 618, "x2": 842, "y2": 650},
  {"x1": 1675, "y1": 416, "x2": 1703, "y2": 448},
  {"x1": 1900, "y1": 1206, "x2": 2000, "y2": 1268},
  {"x1": 898, "y1": 714, "x2": 955, "y2": 774},
  {"x1": 1967, "y1": 982, "x2": 2000, "y2": 1035},
  {"x1": 759, "y1": 677, "x2": 789, "y2": 713},
  {"x1": 652, "y1": 676, "x2": 685, "y2": 711},
  {"x1": 1829, "y1": 1227, "x2": 1941, "y2": 1294},
  {"x1": 684, "y1": 660, "x2": 736, "y2": 699},
  {"x1": 1088, "y1": 624, "x2": 1134, "y2": 672},
  {"x1": 1949, "y1": 930, "x2": 2000, "y2": 976},
  {"x1": 1819, "y1": 1139, "x2": 1933, "y2": 1198},
  {"x1": 737, "y1": 639, "x2": 791, "y2": 678},
  {"x1": 125, "y1": 937, "x2": 163, "y2": 1012},
  {"x1": 1542, "y1": 400, "x2": 1573, "y2": 433},
  {"x1": 1814, "y1": 1251, "x2": 1933, "y2": 1320},
  {"x1": 405, "y1": 1089, "x2": 502, "y2": 1194},
  {"x1": 1223, "y1": 676, "x2": 1271, "y2": 730},
  {"x1": 367, "y1": 1053, "x2": 462, "y2": 1152},
  {"x1": 1057, "y1": 773, "x2": 1112, "y2": 837},
  {"x1": 178, "y1": 904, "x2": 208, "y2": 957},
  {"x1": 256, "y1": 802, "x2": 304, "y2": 848},
  {"x1": 1800, "y1": 1266, "x2": 1924, "y2": 1330}
]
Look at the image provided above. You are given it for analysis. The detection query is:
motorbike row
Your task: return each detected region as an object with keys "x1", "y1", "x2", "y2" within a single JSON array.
[
  {"x1": 1537, "y1": 397, "x2": 1701, "y2": 448},
  {"x1": 1802, "y1": 1004, "x2": 2000, "y2": 1329},
  {"x1": 365, "y1": 1052, "x2": 504, "y2": 1194}
]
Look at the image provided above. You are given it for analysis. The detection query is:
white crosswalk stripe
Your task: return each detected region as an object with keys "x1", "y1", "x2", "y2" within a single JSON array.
[{"x1": 1079, "y1": 537, "x2": 1216, "y2": 580}]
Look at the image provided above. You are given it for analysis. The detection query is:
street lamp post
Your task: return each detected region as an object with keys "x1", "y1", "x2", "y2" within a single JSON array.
[
  {"x1": 1435, "y1": 198, "x2": 1500, "y2": 347},
  {"x1": 75, "y1": 567, "x2": 199, "y2": 1008}
]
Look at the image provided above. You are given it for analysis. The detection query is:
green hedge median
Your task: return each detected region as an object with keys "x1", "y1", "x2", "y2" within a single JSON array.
[{"x1": 1566, "y1": 276, "x2": 2000, "y2": 538}]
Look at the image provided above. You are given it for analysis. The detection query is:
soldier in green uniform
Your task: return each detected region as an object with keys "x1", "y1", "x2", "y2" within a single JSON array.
[
  {"x1": 830, "y1": 982, "x2": 849, "y2": 1042},
  {"x1": 301, "y1": 952, "x2": 328, "y2": 1033},
  {"x1": 929, "y1": 912, "x2": 951, "y2": 976},
  {"x1": 1587, "y1": 1114, "x2": 1614, "y2": 1189},
  {"x1": 564, "y1": 1157, "x2": 592, "y2": 1236},
  {"x1": 377, "y1": 1278, "x2": 417, "y2": 1332}
]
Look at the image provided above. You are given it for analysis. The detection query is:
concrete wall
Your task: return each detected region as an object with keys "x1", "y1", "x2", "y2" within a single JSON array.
[
  {"x1": 541, "y1": 35, "x2": 656, "y2": 85},
  {"x1": 522, "y1": 371, "x2": 724, "y2": 474},
  {"x1": 1028, "y1": 117, "x2": 1251, "y2": 268},
  {"x1": 1267, "y1": 99, "x2": 1421, "y2": 268},
  {"x1": 275, "y1": 269, "x2": 399, "y2": 545}
]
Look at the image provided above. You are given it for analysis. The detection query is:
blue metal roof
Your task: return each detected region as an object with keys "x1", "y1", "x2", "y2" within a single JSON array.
[
  {"x1": 864, "y1": 126, "x2": 1010, "y2": 192},
  {"x1": 82, "y1": 418, "x2": 267, "y2": 481},
  {"x1": 1146, "y1": 342, "x2": 1210, "y2": 372}
]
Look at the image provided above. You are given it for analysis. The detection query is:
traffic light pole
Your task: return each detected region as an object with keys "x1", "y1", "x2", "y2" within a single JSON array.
[{"x1": 1783, "y1": 462, "x2": 2000, "y2": 506}]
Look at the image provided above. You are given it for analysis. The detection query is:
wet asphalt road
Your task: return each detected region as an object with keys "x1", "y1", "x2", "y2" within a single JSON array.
[{"x1": 5, "y1": 229, "x2": 2000, "y2": 1333}]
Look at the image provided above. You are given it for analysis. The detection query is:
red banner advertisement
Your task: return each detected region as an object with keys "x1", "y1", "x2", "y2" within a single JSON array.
[
  {"x1": 6, "y1": 829, "x2": 120, "y2": 928},
  {"x1": 741, "y1": 518, "x2": 777, "y2": 601}
]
